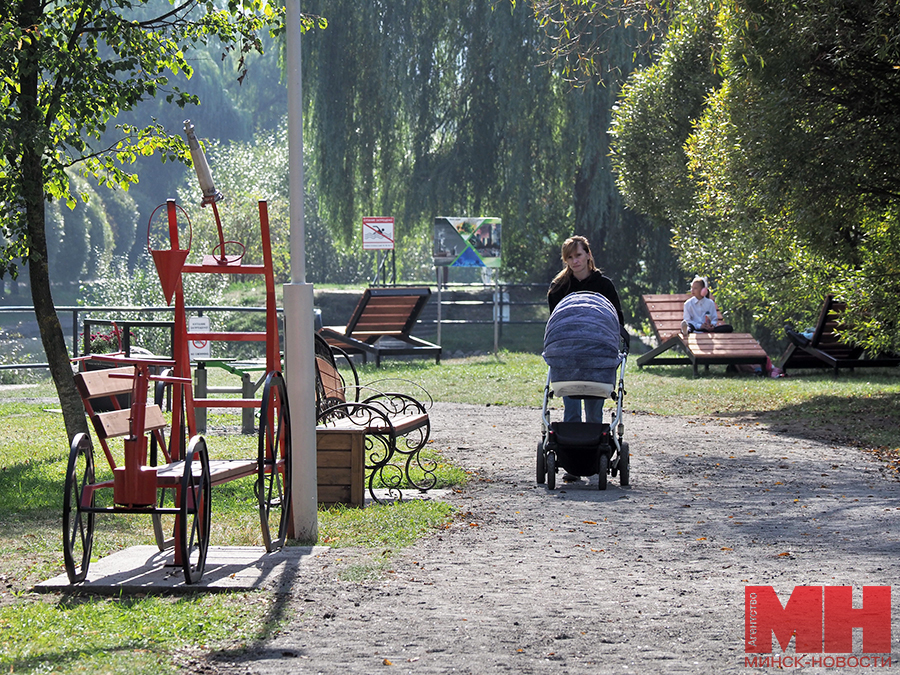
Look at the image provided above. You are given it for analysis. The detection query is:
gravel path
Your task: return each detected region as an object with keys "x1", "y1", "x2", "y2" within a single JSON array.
[{"x1": 210, "y1": 402, "x2": 900, "y2": 674}]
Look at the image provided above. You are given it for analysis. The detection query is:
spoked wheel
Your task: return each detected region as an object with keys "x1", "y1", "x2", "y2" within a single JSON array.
[
  {"x1": 619, "y1": 441, "x2": 630, "y2": 487},
  {"x1": 546, "y1": 451, "x2": 557, "y2": 490},
  {"x1": 598, "y1": 453, "x2": 609, "y2": 491},
  {"x1": 536, "y1": 440, "x2": 546, "y2": 484},
  {"x1": 179, "y1": 436, "x2": 211, "y2": 585},
  {"x1": 63, "y1": 433, "x2": 95, "y2": 584},
  {"x1": 152, "y1": 368, "x2": 180, "y2": 551},
  {"x1": 257, "y1": 371, "x2": 292, "y2": 552}
]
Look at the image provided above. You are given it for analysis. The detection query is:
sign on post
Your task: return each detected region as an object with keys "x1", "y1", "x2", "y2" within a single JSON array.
[
  {"x1": 188, "y1": 315, "x2": 211, "y2": 360},
  {"x1": 433, "y1": 217, "x2": 501, "y2": 268},
  {"x1": 362, "y1": 217, "x2": 395, "y2": 250}
]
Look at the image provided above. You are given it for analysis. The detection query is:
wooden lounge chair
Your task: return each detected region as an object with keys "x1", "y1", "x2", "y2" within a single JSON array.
[
  {"x1": 318, "y1": 287, "x2": 441, "y2": 367},
  {"x1": 637, "y1": 293, "x2": 769, "y2": 376},
  {"x1": 779, "y1": 294, "x2": 900, "y2": 375}
]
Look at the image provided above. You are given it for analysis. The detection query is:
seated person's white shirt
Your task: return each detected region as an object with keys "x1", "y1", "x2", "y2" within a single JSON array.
[{"x1": 683, "y1": 296, "x2": 719, "y2": 328}]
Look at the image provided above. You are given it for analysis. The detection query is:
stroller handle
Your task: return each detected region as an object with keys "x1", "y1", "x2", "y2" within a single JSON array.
[{"x1": 619, "y1": 325, "x2": 630, "y2": 356}]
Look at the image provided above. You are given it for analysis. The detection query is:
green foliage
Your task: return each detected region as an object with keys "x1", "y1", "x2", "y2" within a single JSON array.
[
  {"x1": 0, "y1": 0, "x2": 291, "y2": 278},
  {"x1": 78, "y1": 253, "x2": 231, "y2": 357},
  {"x1": 300, "y1": 0, "x2": 673, "y2": 314},
  {"x1": 611, "y1": 0, "x2": 900, "y2": 352},
  {"x1": 174, "y1": 124, "x2": 378, "y2": 285},
  {"x1": 525, "y1": 0, "x2": 672, "y2": 84}
]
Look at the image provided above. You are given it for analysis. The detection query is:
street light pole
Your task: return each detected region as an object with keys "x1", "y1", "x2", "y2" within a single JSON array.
[{"x1": 283, "y1": 0, "x2": 317, "y2": 541}]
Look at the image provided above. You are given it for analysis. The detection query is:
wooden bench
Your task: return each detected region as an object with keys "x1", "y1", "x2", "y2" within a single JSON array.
[
  {"x1": 780, "y1": 294, "x2": 900, "y2": 375},
  {"x1": 313, "y1": 334, "x2": 434, "y2": 503},
  {"x1": 637, "y1": 294, "x2": 769, "y2": 376},
  {"x1": 316, "y1": 428, "x2": 366, "y2": 507},
  {"x1": 318, "y1": 287, "x2": 441, "y2": 366}
]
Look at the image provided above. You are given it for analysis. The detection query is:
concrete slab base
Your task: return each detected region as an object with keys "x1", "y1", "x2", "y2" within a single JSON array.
[{"x1": 35, "y1": 545, "x2": 329, "y2": 595}]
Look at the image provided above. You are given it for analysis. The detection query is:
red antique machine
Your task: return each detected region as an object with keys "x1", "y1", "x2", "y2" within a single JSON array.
[{"x1": 63, "y1": 121, "x2": 291, "y2": 584}]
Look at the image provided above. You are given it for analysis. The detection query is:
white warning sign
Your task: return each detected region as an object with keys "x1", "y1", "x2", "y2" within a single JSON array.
[
  {"x1": 362, "y1": 217, "x2": 395, "y2": 250},
  {"x1": 188, "y1": 315, "x2": 211, "y2": 360}
]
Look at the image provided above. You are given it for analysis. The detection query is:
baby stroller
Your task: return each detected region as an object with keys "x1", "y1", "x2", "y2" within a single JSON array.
[{"x1": 538, "y1": 292, "x2": 630, "y2": 490}]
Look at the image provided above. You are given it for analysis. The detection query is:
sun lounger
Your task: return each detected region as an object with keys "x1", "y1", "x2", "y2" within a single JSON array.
[
  {"x1": 780, "y1": 294, "x2": 900, "y2": 375},
  {"x1": 318, "y1": 287, "x2": 441, "y2": 367},
  {"x1": 637, "y1": 293, "x2": 769, "y2": 376}
]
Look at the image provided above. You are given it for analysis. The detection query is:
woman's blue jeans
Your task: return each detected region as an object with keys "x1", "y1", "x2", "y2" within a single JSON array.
[{"x1": 562, "y1": 396, "x2": 605, "y2": 424}]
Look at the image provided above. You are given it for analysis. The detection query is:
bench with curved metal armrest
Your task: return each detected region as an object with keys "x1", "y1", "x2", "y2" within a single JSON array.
[{"x1": 314, "y1": 334, "x2": 434, "y2": 503}]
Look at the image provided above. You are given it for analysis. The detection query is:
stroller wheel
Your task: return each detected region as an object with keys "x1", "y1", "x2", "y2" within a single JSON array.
[
  {"x1": 536, "y1": 441, "x2": 546, "y2": 485},
  {"x1": 598, "y1": 453, "x2": 608, "y2": 491},
  {"x1": 546, "y1": 452, "x2": 556, "y2": 490},
  {"x1": 619, "y1": 442, "x2": 630, "y2": 487}
]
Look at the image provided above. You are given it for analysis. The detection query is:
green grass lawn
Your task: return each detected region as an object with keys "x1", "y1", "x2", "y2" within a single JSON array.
[
  {"x1": 354, "y1": 352, "x2": 900, "y2": 450},
  {"x1": 1, "y1": 355, "x2": 899, "y2": 673}
]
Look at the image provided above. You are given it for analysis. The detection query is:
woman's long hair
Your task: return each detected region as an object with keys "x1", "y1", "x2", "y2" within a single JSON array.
[{"x1": 549, "y1": 235, "x2": 598, "y2": 292}]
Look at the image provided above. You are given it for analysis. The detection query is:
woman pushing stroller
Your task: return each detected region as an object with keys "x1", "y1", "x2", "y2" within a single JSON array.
[
  {"x1": 540, "y1": 235, "x2": 630, "y2": 489},
  {"x1": 547, "y1": 235, "x2": 624, "y2": 425}
]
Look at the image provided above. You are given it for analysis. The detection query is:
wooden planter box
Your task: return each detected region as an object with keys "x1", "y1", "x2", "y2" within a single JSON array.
[{"x1": 316, "y1": 428, "x2": 365, "y2": 507}]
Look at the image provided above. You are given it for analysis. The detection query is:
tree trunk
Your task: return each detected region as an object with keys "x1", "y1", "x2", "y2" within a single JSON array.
[{"x1": 25, "y1": 190, "x2": 89, "y2": 443}]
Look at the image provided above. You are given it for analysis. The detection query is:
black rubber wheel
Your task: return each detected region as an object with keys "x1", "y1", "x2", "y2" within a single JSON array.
[
  {"x1": 598, "y1": 453, "x2": 609, "y2": 491},
  {"x1": 257, "y1": 371, "x2": 292, "y2": 552},
  {"x1": 536, "y1": 440, "x2": 546, "y2": 484},
  {"x1": 180, "y1": 436, "x2": 211, "y2": 585},
  {"x1": 62, "y1": 433, "x2": 95, "y2": 584},
  {"x1": 546, "y1": 451, "x2": 557, "y2": 490},
  {"x1": 619, "y1": 441, "x2": 630, "y2": 487}
]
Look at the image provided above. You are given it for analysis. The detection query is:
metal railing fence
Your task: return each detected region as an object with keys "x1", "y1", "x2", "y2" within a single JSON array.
[{"x1": 0, "y1": 283, "x2": 552, "y2": 370}]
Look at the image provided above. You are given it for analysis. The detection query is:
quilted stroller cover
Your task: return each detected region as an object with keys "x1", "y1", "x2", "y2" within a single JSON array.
[{"x1": 542, "y1": 292, "x2": 621, "y2": 385}]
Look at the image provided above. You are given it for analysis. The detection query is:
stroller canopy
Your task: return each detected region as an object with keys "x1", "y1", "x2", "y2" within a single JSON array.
[{"x1": 543, "y1": 291, "x2": 622, "y2": 385}]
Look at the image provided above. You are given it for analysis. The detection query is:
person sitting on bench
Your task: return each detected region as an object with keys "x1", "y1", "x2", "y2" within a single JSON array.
[{"x1": 681, "y1": 276, "x2": 733, "y2": 336}]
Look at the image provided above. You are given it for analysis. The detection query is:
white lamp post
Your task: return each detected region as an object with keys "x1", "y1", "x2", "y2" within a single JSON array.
[{"x1": 283, "y1": 0, "x2": 317, "y2": 541}]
